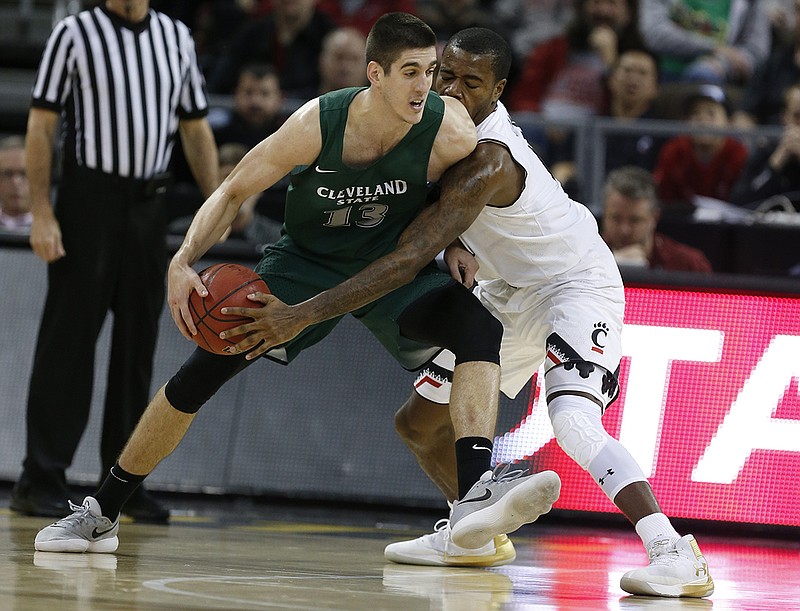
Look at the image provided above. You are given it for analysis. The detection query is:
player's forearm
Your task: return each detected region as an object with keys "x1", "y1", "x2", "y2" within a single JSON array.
[
  {"x1": 173, "y1": 188, "x2": 242, "y2": 266},
  {"x1": 296, "y1": 193, "x2": 476, "y2": 325},
  {"x1": 296, "y1": 248, "x2": 423, "y2": 324}
]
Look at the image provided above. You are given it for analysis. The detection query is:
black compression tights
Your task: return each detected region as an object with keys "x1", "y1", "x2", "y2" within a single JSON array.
[{"x1": 398, "y1": 281, "x2": 502, "y2": 366}]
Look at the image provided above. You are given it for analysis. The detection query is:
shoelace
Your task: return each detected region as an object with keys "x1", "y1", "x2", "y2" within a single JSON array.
[
  {"x1": 53, "y1": 500, "x2": 93, "y2": 527},
  {"x1": 491, "y1": 463, "x2": 529, "y2": 483},
  {"x1": 423, "y1": 518, "x2": 452, "y2": 547},
  {"x1": 647, "y1": 540, "x2": 683, "y2": 565}
]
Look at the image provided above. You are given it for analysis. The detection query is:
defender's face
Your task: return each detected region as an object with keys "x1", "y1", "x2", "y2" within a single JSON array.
[
  {"x1": 376, "y1": 47, "x2": 438, "y2": 125},
  {"x1": 436, "y1": 46, "x2": 504, "y2": 125}
]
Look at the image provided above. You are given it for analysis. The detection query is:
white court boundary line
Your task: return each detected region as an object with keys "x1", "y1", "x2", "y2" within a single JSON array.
[{"x1": 142, "y1": 573, "x2": 380, "y2": 609}]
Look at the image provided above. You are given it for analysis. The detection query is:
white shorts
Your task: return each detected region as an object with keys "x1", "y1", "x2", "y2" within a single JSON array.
[{"x1": 414, "y1": 275, "x2": 624, "y2": 403}]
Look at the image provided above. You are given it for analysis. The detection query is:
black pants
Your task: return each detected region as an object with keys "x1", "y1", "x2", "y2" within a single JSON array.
[{"x1": 22, "y1": 165, "x2": 168, "y2": 493}]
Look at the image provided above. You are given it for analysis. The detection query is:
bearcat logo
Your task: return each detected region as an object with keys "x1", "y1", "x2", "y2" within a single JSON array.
[{"x1": 591, "y1": 322, "x2": 609, "y2": 354}]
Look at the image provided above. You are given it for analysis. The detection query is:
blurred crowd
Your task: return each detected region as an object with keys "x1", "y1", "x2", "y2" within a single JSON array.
[{"x1": 3, "y1": 0, "x2": 800, "y2": 275}]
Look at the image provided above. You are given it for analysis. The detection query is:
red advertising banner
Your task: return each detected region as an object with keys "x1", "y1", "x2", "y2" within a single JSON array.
[{"x1": 494, "y1": 287, "x2": 800, "y2": 526}]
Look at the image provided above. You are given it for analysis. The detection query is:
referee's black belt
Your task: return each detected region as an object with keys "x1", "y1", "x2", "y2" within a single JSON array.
[{"x1": 67, "y1": 163, "x2": 172, "y2": 198}]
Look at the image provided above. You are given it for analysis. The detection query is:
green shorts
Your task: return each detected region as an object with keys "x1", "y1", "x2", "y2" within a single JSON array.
[{"x1": 254, "y1": 237, "x2": 452, "y2": 370}]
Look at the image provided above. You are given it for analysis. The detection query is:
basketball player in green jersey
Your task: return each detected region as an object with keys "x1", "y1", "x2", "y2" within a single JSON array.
[{"x1": 35, "y1": 12, "x2": 559, "y2": 557}]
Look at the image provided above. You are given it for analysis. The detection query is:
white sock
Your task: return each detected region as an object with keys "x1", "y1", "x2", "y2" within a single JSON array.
[{"x1": 635, "y1": 512, "x2": 680, "y2": 549}]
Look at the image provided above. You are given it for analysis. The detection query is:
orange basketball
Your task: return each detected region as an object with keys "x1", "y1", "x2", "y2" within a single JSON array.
[{"x1": 188, "y1": 263, "x2": 269, "y2": 355}]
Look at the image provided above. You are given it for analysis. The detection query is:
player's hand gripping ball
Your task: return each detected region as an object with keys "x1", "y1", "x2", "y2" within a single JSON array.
[{"x1": 188, "y1": 263, "x2": 269, "y2": 355}]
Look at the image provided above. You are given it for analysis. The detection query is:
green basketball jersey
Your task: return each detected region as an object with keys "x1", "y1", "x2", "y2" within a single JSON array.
[{"x1": 281, "y1": 87, "x2": 444, "y2": 277}]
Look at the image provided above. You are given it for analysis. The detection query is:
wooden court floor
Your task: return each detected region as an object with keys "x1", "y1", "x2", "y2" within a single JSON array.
[{"x1": 1, "y1": 495, "x2": 799, "y2": 610}]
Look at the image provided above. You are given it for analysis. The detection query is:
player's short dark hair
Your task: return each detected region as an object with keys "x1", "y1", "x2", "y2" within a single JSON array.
[
  {"x1": 444, "y1": 28, "x2": 512, "y2": 82},
  {"x1": 365, "y1": 12, "x2": 436, "y2": 73}
]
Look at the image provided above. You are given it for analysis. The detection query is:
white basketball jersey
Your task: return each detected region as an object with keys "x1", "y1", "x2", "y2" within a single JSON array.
[{"x1": 460, "y1": 101, "x2": 620, "y2": 287}]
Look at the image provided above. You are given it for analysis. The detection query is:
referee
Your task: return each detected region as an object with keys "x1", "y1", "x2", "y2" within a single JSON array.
[{"x1": 11, "y1": 0, "x2": 219, "y2": 523}]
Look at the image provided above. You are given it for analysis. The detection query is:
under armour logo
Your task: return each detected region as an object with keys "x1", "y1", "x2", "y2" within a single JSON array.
[{"x1": 598, "y1": 468, "x2": 615, "y2": 486}]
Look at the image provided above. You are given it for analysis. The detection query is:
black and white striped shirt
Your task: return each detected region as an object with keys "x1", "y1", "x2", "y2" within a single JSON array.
[{"x1": 31, "y1": 5, "x2": 208, "y2": 180}]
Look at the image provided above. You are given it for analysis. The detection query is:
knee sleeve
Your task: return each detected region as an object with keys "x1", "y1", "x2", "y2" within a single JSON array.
[
  {"x1": 548, "y1": 394, "x2": 646, "y2": 501},
  {"x1": 544, "y1": 360, "x2": 619, "y2": 412},
  {"x1": 165, "y1": 348, "x2": 252, "y2": 414},
  {"x1": 398, "y1": 282, "x2": 502, "y2": 365}
]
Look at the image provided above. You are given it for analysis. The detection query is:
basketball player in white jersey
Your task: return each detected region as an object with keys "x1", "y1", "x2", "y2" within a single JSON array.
[{"x1": 383, "y1": 28, "x2": 714, "y2": 599}]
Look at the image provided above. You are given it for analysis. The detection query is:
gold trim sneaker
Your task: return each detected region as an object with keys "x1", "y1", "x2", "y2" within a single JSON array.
[
  {"x1": 384, "y1": 518, "x2": 516, "y2": 567},
  {"x1": 620, "y1": 534, "x2": 714, "y2": 598}
]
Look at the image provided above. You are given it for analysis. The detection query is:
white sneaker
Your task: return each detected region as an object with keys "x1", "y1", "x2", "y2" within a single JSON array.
[
  {"x1": 620, "y1": 534, "x2": 714, "y2": 598},
  {"x1": 450, "y1": 465, "x2": 561, "y2": 549},
  {"x1": 384, "y1": 518, "x2": 516, "y2": 567},
  {"x1": 34, "y1": 496, "x2": 119, "y2": 553}
]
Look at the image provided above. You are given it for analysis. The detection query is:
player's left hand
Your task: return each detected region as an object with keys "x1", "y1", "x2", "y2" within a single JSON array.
[
  {"x1": 220, "y1": 292, "x2": 307, "y2": 359},
  {"x1": 444, "y1": 243, "x2": 479, "y2": 288}
]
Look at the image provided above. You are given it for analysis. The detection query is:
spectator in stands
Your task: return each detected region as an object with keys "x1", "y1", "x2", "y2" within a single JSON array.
[
  {"x1": 492, "y1": 0, "x2": 575, "y2": 64},
  {"x1": 730, "y1": 83, "x2": 800, "y2": 209},
  {"x1": 604, "y1": 48, "x2": 667, "y2": 170},
  {"x1": 416, "y1": 0, "x2": 492, "y2": 51},
  {"x1": 602, "y1": 166, "x2": 713, "y2": 272},
  {"x1": 316, "y1": 0, "x2": 418, "y2": 36},
  {"x1": 550, "y1": 48, "x2": 665, "y2": 198},
  {"x1": 732, "y1": 0, "x2": 800, "y2": 128},
  {"x1": 211, "y1": 63, "x2": 287, "y2": 149},
  {"x1": 151, "y1": 1, "x2": 249, "y2": 76},
  {"x1": 0, "y1": 135, "x2": 31, "y2": 231},
  {"x1": 639, "y1": 0, "x2": 771, "y2": 85},
  {"x1": 318, "y1": 28, "x2": 368, "y2": 94},
  {"x1": 170, "y1": 142, "x2": 283, "y2": 246},
  {"x1": 169, "y1": 62, "x2": 288, "y2": 227},
  {"x1": 764, "y1": 0, "x2": 797, "y2": 48},
  {"x1": 654, "y1": 84, "x2": 748, "y2": 206},
  {"x1": 207, "y1": 0, "x2": 336, "y2": 99},
  {"x1": 506, "y1": 0, "x2": 643, "y2": 115}
]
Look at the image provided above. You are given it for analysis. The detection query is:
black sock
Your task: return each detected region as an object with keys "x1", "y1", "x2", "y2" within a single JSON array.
[
  {"x1": 455, "y1": 436, "x2": 494, "y2": 499},
  {"x1": 94, "y1": 463, "x2": 147, "y2": 519}
]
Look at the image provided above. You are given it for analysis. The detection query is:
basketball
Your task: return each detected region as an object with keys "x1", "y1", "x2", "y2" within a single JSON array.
[{"x1": 188, "y1": 263, "x2": 270, "y2": 355}]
